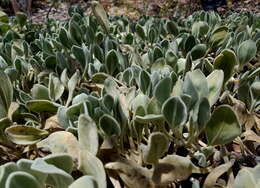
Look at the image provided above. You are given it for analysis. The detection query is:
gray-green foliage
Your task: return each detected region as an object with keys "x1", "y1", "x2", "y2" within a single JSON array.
[
  {"x1": 0, "y1": 154, "x2": 74, "y2": 188},
  {"x1": 0, "y1": 4, "x2": 259, "y2": 188}
]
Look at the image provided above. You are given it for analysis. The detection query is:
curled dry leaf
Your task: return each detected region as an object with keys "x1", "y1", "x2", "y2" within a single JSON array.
[
  {"x1": 152, "y1": 155, "x2": 201, "y2": 186},
  {"x1": 241, "y1": 130, "x2": 260, "y2": 144},
  {"x1": 203, "y1": 159, "x2": 235, "y2": 188},
  {"x1": 254, "y1": 114, "x2": 260, "y2": 130},
  {"x1": 105, "y1": 158, "x2": 152, "y2": 188},
  {"x1": 44, "y1": 115, "x2": 63, "y2": 132},
  {"x1": 232, "y1": 99, "x2": 256, "y2": 130}
]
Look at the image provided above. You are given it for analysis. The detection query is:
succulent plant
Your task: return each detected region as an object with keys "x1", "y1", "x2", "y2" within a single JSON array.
[{"x1": 0, "y1": 2, "x2": 259, "y2": 188}]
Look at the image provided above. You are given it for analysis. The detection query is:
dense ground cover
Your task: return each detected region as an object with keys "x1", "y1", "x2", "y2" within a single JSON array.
[{"x1": 0, "y1": 2, "x2": 259, "y2": 188}]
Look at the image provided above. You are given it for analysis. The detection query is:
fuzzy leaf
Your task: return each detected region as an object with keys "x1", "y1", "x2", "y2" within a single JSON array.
[
  {"x1": 190, "y1": 44, "x2": 207, "y2": 60},
  {"x1": 91, "y1": 1, "x2": 110, "y2": 33},
  {"x1": 210, "y1": 26, "x2": 228, "y2": 49},
  {"x1": 69, "y1": 176, "x2": 98, "y2": 188},
  {"x1": 162, "y1": 96, "x2": 187, "y2": 130},
  {"x1": 135, "y1": 24, "x2": 146, "y2": 40},
  {"x1": 0, "y1": 162, "x2": 19, "y2": 187},
  {"x1": 66, "y1": 70, "x2": 80, "y2": 107},
  {"x1": 183, "y1": 69, "x2": 208, "y2": 108},
  {"x1": 135, "y1": 114, "x2": 164, "y2": 124},
  {"x1": 0, "y1": 70, "x2": 13, "y2": 119},
  {"x1": 5, "y1": 171, "x2": 43, "y2": 188},
  {"x1": 79, "y1": 150, "x2": 106, "y2": 188},
  {"x1": 15, "y1": 12, "x2": 27, "y2": 27},
  {"x1": 99, "y1": 114, "x2": 121, "y2": 137},
  {"x1": 37, "y1": 131, "x2": 80, "y2": 160},
  {"x1": 166, "y1": 21, "x2": 179, "y2": 36},
  {"x1": 154, "y1": 77, "x2": 172, "y2": 105},
  {"x1": 31, "y1": 158, "x2": 73, "y2": 188},
  {"x1": 206, "y1": 105, "x2": 241, "y2": 145},
  {"x1": 26, "y1": 100, "x2": 60, "y2": 113},
  {"x1": 72, "y1": 45, "x2": 85, "y2": 68},
  {"x1": 234, "y1": 164, "x2": 260, "y2": 188},
  {"x1": 69, "y1": 20, "x2": 82, "y2": 44},
  {"x1": 48, "y1": 74, "x2": 65, "y2": 102},
  {"x1": 250, "y1": 81, "x2": 260, "y2": 101},
  {"x1": 59, "y1": 28, "x2": 72, "y2": 49},
  {"x1": 184, "y1": 35, "x2": 196, "y2": 54},
  {"x1": 214, "y1": 49, "x2": 237, "y2": 84},
  {"x1": 139, "y1": 70, "x2": 151, "y2": 95},
  {"x1": 143, "y1": 132, "x2": 169, "y2": 164},
  {"x1": 43, "y1": 154, "x2": 74, "y2": 174},
  {"x1": 78, "y1": 114, "x2": 99, "y2": 155},
  {"x1": 192, "y1": 21, "x2": 209, "y2": 37},
  {"x1": 17, "y1": 159, "x2": 47, "y2": 184},
  {"x1": 197, "y1": 97, "x2": 211, "y2": 131},
  {"x1": 237, "y1": 40, "x2": 257, "y2": 67},
  {"x1": 206, "y1": 70, "x2": 224, "y2": 106},
  {"x1": 105, "y1": 50, "x2": 119, "y2": 76},
  {"x1": 31, "y1": 84, "x2": 50, "y2": 100}
]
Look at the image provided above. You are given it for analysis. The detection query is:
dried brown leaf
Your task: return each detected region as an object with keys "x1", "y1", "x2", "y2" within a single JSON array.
[
  {"x1": 44, "y1": 115, "x2": 63, "y2": 132},
  {"x1": 105, "y1": 158, "x2": 152, "y2": 188},
  {"x1": 152, "y1": 155, "x2": 201, "y2": 185},
  {"x1": 203, "y1": 159, "x2": 235, "y2": 188},
  {"x1": 242, "y1": 130, "x2": 260, "y2": 144},
  {"x1": 232, "y1": 99, "x2": 255, "y2": 130}
]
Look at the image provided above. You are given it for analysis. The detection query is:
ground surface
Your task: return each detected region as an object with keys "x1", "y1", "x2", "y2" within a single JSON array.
[{"x1": 29, "y1": 0, "x2": 260, "y2": 23}]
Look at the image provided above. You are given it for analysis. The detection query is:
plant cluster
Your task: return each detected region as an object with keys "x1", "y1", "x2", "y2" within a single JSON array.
[{"x1": 0, "y1": 2, "x2": 259, "y2": 188}]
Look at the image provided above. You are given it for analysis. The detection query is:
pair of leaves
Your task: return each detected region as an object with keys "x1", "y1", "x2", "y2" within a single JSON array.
[
  {"x1": 183, "y1": 69, "x2": 209, "y2": 108},
  {"x1": 183, "y1": 69, "x2": 224, "y2": 107}
]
